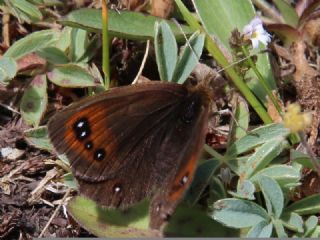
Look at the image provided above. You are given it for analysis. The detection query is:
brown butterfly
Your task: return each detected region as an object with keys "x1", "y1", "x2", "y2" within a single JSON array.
[{"x1": 48, "y1": 76, "x2": 221, "y2": 230}]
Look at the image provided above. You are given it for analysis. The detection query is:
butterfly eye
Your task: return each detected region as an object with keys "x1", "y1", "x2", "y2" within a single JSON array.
[
  {"x1": 73, "y1": 118, "x2": 91, "y2": 140},
  {"x1": 94, "y1": 148, "x2": 106, "y2": 161},
  {"x1": 113, "y1": 184, "x2": 122, "y2": 193},
  {"x1": 179, "y1": 175, "x2": 189, "y2": 186},
  {"x1": 85, "y1": 141, "x2": 93, "y2": 150}
]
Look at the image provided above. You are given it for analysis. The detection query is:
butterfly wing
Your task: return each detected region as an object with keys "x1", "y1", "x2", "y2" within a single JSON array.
[{"x1": 48, "y1": 82, "x2": 211, "y2": 229}]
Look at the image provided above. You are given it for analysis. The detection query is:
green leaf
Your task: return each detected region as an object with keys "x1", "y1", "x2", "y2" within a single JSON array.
[
  {"x1": 281, "y1": 212, "x2": 303, "y2": 233},
  {"x1": 0, "y1": 57, "x2": 17, "y2": 85},
  {"x1": 11, "y1": 0, "x2": 42, "y2": 22},
  {"x1": 273, "y1": 219, "x2": 288, "y2": 237},
  {"x1": 273, "y1": 0, "x2": 299, "y2": 27},
  {"x1": 212, "y1": 198, "x2": 269, "y2": 228},
  {"x1": 20, "y1": 74, "x2": 47, "y2": 127},
  {"x1": 304, "y1": 215, "x2": 318, "y2": 237},
  {"x1": 285, "y1": 194, "x2": 320, "y2": 215},
  {"x1": 291, "y1": 149, "x2": 319, "y2": 170},
  {"x1": 4, "y1": 29, "x2": 61, "y2": 60},
  {"x1": 70, "y1": 28, "x2": 88, "y2": 62},
  {"x1": 239, "y1": 137, "x2": 286, "y2": 179},
  {"x1": 247, "y1": 221, "x2": 273, "y2": 238},
  {"x1": 250, "y1": 165, "x2": 301, "y2": 189},
  {"x1": 47, "y1": 64, "x2": 97, "y2": 87},
  {"x1": 230, "y1": 180, "x2": 255, "y2": 200},
  {"x1": 67, "y1": 196, "x2": 158, "y2": 237},
  {"x1": 172, "y1": 32, "x2": 205, "y2": 84},
  {"x1": 185, "y1": 159, "x2": 220, "y2": 205},
  {"x1": 24, "y1": 125, "x2": 53, "y2": 151},
  {"x1": 259, "y1": 176, "x2": 283, "y2": 218},
  {"x1": 60, "y1": 9, "x2": 192, "y2": 41},
  {"x1": 193, "y1": 0, "x2": 276, "y2": 103},
  {"x1": 63, "y1": 173, "x2": 77, "y2": 189},
  {"x1": 36, "y1": 47, "x2": 69, "y2": 64},
  {"x1": 154, "y1": 21, "x2": 178, "y2": 81},
  {"x1": 227, "y1": 123, "x2": 290, "y2": 156},
  {"x1": 164, "y1": 205, "x2": 230, "y2": 237}
]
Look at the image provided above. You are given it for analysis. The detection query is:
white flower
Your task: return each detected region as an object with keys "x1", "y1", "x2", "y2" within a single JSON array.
[{"x1": 243, "y1": 16, "x2": 271, "y2": 49}]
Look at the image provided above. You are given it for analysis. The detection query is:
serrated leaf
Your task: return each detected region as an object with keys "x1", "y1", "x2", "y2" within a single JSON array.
[
  {"x1": 212, "y1": 198, "x2": 269, "y2": 228},
  {"x1": 239, "y1": 137, "x2": 286, "y2": 179},
  {"x1": 154, "y1": 21, "x2": 178, "y2": 81},
  {"x1": 250, "y1": 165, "x2": 301, "y2": 189},
  {"x1": 285, "y1": 194, "x2": 320, "y2": 215},
  {"x1": 281, "y1": 212, "x2": 304, "y2": 233},
  {"x1": 259, "y1": 176, "x2": 283, "y2": 218},
  {"x1": 227, "y1": 123, "x2": 290, "y2": 156},
  {"x1": 172, "y1": 32, "x2": 205, "y2": 84},
  {"x1": 60, "y1": 9, "x2": 192, "y2": 41},
  {"x1": 4, "y1": 29, "x2": 61, "y2": 60},
  {"x1": 24, "y1": 126, "x2": 53, "y2": 151},
  {"x1": 247, "y1": 221, "x2": 273, "y2": 238},
  {"x1": 47, "y1": 64, "x2": 97, "y2": 87},
  {"x1": 20, "y1": 74, "x2": 47, "y2": 127},
  {"x1": 0, "y1": 57, "x2": 17, "y2": 85}
]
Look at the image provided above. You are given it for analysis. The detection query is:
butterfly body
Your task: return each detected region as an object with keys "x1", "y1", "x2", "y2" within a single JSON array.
[{"x1": 48, "y1": 81, "x2": 213, "y2": 229}]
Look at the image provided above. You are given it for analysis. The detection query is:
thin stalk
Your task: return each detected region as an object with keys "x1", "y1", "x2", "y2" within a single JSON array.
[{"x1": 101, "y1": 0, "x2": 110, "y2": 90}]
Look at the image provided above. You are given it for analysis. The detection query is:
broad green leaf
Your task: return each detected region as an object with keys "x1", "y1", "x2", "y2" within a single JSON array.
[
  {"x1": 11, "y1": 0, "x2": 42, "y2": 22},
  {"x1": 285, "y1": 194, "x2": 320, "y2": 215},
  {"x1": 273, "y1": 219, "x2": 288, "y2": 237},
  {"x1": 4, "y1": 29, "x2": 61, "y2": 59},
  {"x1": 47, "y1": 64, "x2": 97, "y2": 87},
  {"x1": 208, "y1": 177, "x2": 228, "y2": 205},
  {"x1": 24, "y1": 126, "x2": 53, "y2": 151},
  {"x1": 250, "y1": 165, "x2": 301, "y2": 188},
  {"x1": 310, "y1": 226, "x2": 320, "y2": 238},
  {"x1": 172, "y1": 32, "x2": 205, "y2": 84},
  {"x1": 56, "y1": 27, "x2": 72, "y2": 51},
  {"x1": 20, "y1": 74, "x2": 47, "y2": 127},
  {"x1": 0, "y1": 57, "x2": 17, "y2": 85},
  {"x1": 70, "y1": 28, "x2": 88, "y2": 62},
  {"x1": 230, "y1": 180, "x2": 255, "y2": 200},
  {"x1": 259, "y1": 176, "x2": 283, "y2": 218},
  {"x1": 185, "y1": 159, "x2": 220, "y2": 205},
  {"x1": 36, "y1": 47, "x2": 69, "y2": 64},
  {"x1": 281, "y1": 212, "x2": 303, "y2": 233},
  {"x1": 247, "y1": 221, "x2": 273, "y2": 238},
  {"x1": 212, "y1": 198, "x2": 269, "y2": 228},
  {"x1": 239, "y1": 137, "x2": 286, "y2": 179},
  {"x1": 227, "y1": 123, "x2": 289, "y2": 156},
  {"x1": 273, "y1": 0, "x2": 299, "y2": 27},
  {"x1": 67, "y1": 196, "x2": 157, "y2": 237},
  {"x1": 154, "y1": 21, "x2": 178, "y2": 81},
  {"x1": 60, "y1": 9, "x2": 192, "y2": 41},
  {"x1": 193, "y1": 0, "x2": 276, "y2": 102}
]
